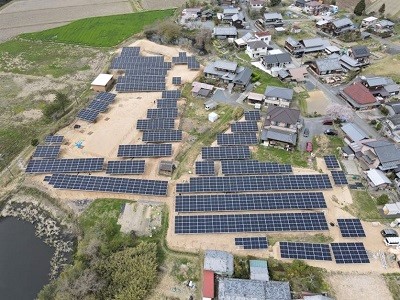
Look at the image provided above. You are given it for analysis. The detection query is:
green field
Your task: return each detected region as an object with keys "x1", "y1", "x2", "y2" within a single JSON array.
[{"x1": 21, "y1": 9, "x2": 175, "y2": 47}]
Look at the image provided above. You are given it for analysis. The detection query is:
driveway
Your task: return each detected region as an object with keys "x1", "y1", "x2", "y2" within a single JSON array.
[{"x1": 298, "y1": 117, "x2": 332, "y2": 151}]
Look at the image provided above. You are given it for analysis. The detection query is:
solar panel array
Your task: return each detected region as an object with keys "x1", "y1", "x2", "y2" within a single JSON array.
[
  {"x1": 32, "y1": 145, "x2": 61, "y2": 159},
  {"x1": 235, "y1": 237, "x2": 268, "y2": 249},
  {"x1": 202, "y1": 146, "x2": 251, "y2": 160},
  {"x1": 147, "y1": 108, "x2": 178, "y2": 119},
  {"x1": 331, "y1": 170, "x2": 348, "y2": 185},
  {"x1": 244, "y1": 111, "x2": 261, "y2": 121},
  {"x1": 231, "y1": 121, "x2": 258, "y2": 132},
  {"x1": 280, "y1": 242, "x2": 332, "y2": 261},
  {"x1": 26, "y1": 158, "x2": 104, "y2": 173},
  {"x1": 118, "y1": 75, "x2": 166, "y2": 83},
  {"x1": 136, "y1": 118, "x2": 175, "y2": 131},
  {"x1": 77, "y1": 108, "x2": 99, "y2": 123},
  {"x1": 162, "y1": 90, "x2": 181, "y2": 99},
  {"x1": 331, "y1": 243, "x2": 369, "y2": 263},
  {"x1": 87, "y1": 100, "x2": 110, "y2": 112},
  {"x1": 188, "y1": 56, "x2": 200, "y2": 70},
  {"x1": 157, "y1": 98, "x2": 178, "y2": 108},
  {"x1": 171, "y1": 52, "x2": 200, "y2": 70},
  {"x1": 76, "y1": 93, "x2": 116, "y2": 123},
  {"x1": 175, "y1": 192, "x2": 327, "y2": 212},
  {"x1": 175, "y1": 212, "x2": 329, "y2": 234},
  {"x1": 106, "y1": 160, "x2": 145, "y2": 175},
  {"x1": 116, "y1": 82, "x2": 166, "y2": 92},
  {"x1": 117, "y1": 144, "x2": 172, "y2": 158},
  {"x1": 172, "y1": 77, "x2": 181, "y2": 85},
  {"x1": 121, "y1": 47, "x2": 140, "y2": 56},
  {"x1": 125, "y1": 68, "x2": 168, "y2": 76},
  {"x1": 221, "y1": 160, "x2": 292, "y2": 175},
  {"x1": 95, "y1": 92, "x2": 116, "y2": 103},
  {"x1": 217, "y1": 133, "x2": 258, "y2": 145},
  {"x1": 44, "y1": 135, "x2": 64, "y2": 144},
  {"x1": 142, "y1": 130, "x2": 182, "y2": 142},
  {"x1": 337, "y1": 219, "x2": 366, "y2": 237},
  {"x1": 195, "y1": 161, "x2": 215, "y2": 176},
  {"x1": 176, "y1": 174, "x2": 332, "y2": 193},
  {"x1": 47, "y1": 174, "x2": 168, "y2": 196},
  {"x1": 324, "y1": 155, "x2": 340, "y2": 169}
]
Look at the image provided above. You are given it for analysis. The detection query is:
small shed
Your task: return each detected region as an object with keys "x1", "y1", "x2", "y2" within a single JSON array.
[
  {"x1": 383, "y1": 202, "x2": 400, "y2": 215},
  {"x1": 91, "y1": 74, "x2": 114, "y2": 92},
  {"x1": 158, "y1": 160, "x2": 175, "y2": 176},
  {"x1": 250, "y1": 260, "x2": 269, "y2": 281},
  {"x1": 202, "y1": 270, "x2": 215, "y2": 300},
  {"x1": 209, "y1": 112, "x2": 219, "y2": 122},
  {"x1": 366, "y1": 169, "x2": 391, "y2": 189},
  {"x1": 204, "y1": 250, "x2": 234, "y2": 276}
]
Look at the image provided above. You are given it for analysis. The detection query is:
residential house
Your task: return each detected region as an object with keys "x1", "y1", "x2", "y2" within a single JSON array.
[
  {"x1": 247, "y1": 92, "x2": 265, "y2": 105},
  {"x1": 366, "y1": 140, "x2": 400, "y2": 171},
  {"x1": 204, "y1": 250, "x2": 234, "y2": 276},
  {"x1": 361, "y1": 16, "x2": 378, "y2": 28},
  {"x1": 341, "y1": 123, "x2": 369, "y2": 144},
  {"x1": 339, "y1": 82, "x2": 378, "y2": 110},
  {"x1": 383, "y1": 202, "x2": 400, "y2": 215},
  {"x1": 231, "y1": 12, "x2": 246, "y2": 29},
  {"x1": 339, "y1": 54, "x2": 362, "y2": 71},
  {"x1": 249, "y1": 0, "x2": 264, "y2": 10},
  {"x1": 250, "y1": 260, "x2": 269, "y2": 282},
  {"x1": 325, "y1": 45, "x2": 341, "y2": 55},
  {"x1": 204, "y1": 60, "x2": 252, "y2": 88},
  {"x1": 349, "y1": 45, "x2": 370, "y2": 65},
  {"x1": 303, "y1": 1, "x2": 326, "y2": 15},
  {"x1": 263, "y1": 12, "x2": 284, "y2": 27},
  {"x1": 375, "y1": 20, "x2": 395, "y2": 34},
  {"x1": 386, "y1": 101, "x2": 400, "y2": 116},
  {"x1": 202, "y1": 270, "x2": 215, "y2": 300},
  {"x1": 278, "y1": 67, "x2": 308, "y2": 82},
  {"x1": 385, "y1": 114, "x2": 400, "y2": 142},
  {"x1": 360, "y1": 76, "x2": 400, "y2": 98},
  {"x1": 180, "y1": 8, "x2": 201, "y2": 25},
  {"x1": 221, "y1": 7, "x2": 240, "y2": 23},
  {"x1": 284, "y1": 36, "x2": 331, "y2": 56},
  {"x1": 321, "y1": 18, "x2": 356, "y2": 36},
  {"x1": 234, "y1": 32, "x2": 255, "y2": 48},
  {"x1": 201, "y1": 9, "x2": 214, "y2": 21},
  {"x1": 264, "y1": 86, "x2": 294, "y2": 107},
  {"x1": 366, "y1": 169, "x2": 392, "y2": 189},
  {"x1": 246, "y1": 40, "x2": 269, "y2": 59},
  {"x1": 261, "y1": 52, "x2": 292, "y2": 70},
  {"x1": 255, "y1": 31, "x2": 272, "y2": 45},
  {"x1": 212, "y1": 27, "x2": 238, "y2": 39},
  {"x1": 218, "y1": 278, "x2": 291, "y2": 300},
  {"x1": 192, "y1": 81, "x2": 214, "y2": 97},
  {"x1": 310, "y1": 56, "x2": 343, "y2": 76}
]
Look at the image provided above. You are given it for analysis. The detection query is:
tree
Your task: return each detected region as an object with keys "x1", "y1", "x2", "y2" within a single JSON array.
[
  {"x1": 326, "y1": 104, "x2": 354, "y2": 122},
  {"x1": 157, "y1": 20, "x2": 182, "y2": 44},
  {"x1": 354, "y1": 0, "x2": 366, "y2": 16},
  {"x1": 269, "y1": 0, "x2": 281, "y2": 7},
  {"x1": 379, "y1": 3, "x2": 386, "y2": 15},
  {"x1": 31, "y1": 138, "x2": 39, "y2": 146},
  {"x1": 260, "y1": 4, "x2": 267, "y2": 15},
  {"x1": 55, "y1": 92, "x2": 68, "y2": 112},
  {"x1": 195, "y1": 29, "x2": 212, "y2": 53}
]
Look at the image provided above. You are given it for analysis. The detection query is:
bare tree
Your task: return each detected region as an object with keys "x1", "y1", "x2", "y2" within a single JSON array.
[{"x1": 326, "y1": 104, "x2": 354, "y2": 121}]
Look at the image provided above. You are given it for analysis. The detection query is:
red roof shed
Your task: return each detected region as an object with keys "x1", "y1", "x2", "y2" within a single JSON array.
[{"x1": 202, "y1": 270, "x2": 215, "y2": 299}]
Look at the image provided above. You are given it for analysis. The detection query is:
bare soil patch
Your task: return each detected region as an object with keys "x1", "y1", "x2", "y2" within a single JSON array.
[{"x1": 306, "y1": 90, "x2": 330, "y2": 115}]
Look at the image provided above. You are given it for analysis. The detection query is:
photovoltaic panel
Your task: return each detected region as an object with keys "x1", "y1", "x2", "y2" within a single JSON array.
[
  {"x1": 117, "y1": 144, "x2": 172, "y2": 158},
  {"x1": 324, "y1": 155, "x2": 340, "y2": 169},
  {"x1": 244, "y1": 111, "x2": 261, "y2": 121},
  {"x1": 95, "y1": 92, "x2": 116, "y2": 103},
  {"x1": 157, "y1": 98, "x2": 178, "y2": 108},
  {"x1": 331, "y1": 170, "x2": 348, "y2": 185},
  {"x1": 175, "y1": 192, "x2": 326, "y2": 212},
  {"x1": 187, "y1": 57, "x2": 200, "y2": 70},
  {"x1": 235, "y1": 237, "x2": 268, "y2": 249},
  {"x1": 106, "y1": 160, "x2": 145, "y2": 175},
  {"x1": 44, "y1": 135, "x2": 63, "y2": 144},
  {"x1": 162, "y1": 90, "x2": 181, "y2": 99},
  {"x1": 116, "y1": 82, "x2": 166, "y2": 92},
  {"x1": 147, "y1": 108, "x2": 178, "y2": 119},
  {"x1": 32, "y1": 145, "x2": 61, "y2": 159},
  {"x1": 201, "y1": 146, "x2": 251, "y2": 160},
  {"x1": 331, "y1": 242, "x2": 369, "y2": 264},
  {"x1": 26, "y1": 158, "x2": 104, "y2": 173},
  {"x1": 174, "y1": 212, "x2": 329, "y2": 234},
  {"x1": 172, "y1": 77, "x2": 182, "y2": 85},
  {"x1": 121, "y1": 47, "x2": 140, "y2": 56},
  {"x1": 47, "y1": 174, "x2": 168, "y2": 196},
  {"x1": 217, "y1": 133, "x2": 258, "y2": 145},
  {"x1": 125, "y1": 68, "x2": 168, "y2": 76},
  {"x1": 87, "y1": 100, "x2": 110, "y2": 112},
  {"x1": 221, "y1": 160, "x2": 292, "y2": 175},
  {"x1": 142, "y1": 130, "x2": 182, "y2": 142},
  {"x1": 280, "y1": 242, "x2": 332, "y2": 261},
  {"x1": 337, "y1": 219, "x2": 365, "y2": 237},
  {"x1": 117, "y1": 75, "x2": 166, "y2": 83},
  {"x1": 136, "y1": 118, "x2": 175, "y2": 131},
  {"x1": 195, "y1": 161, "x2": 215, "y2": 176},
  {"x1": 176, "y1": 174, "x2": 332, "y2": 193},
  {"x1": 77, "y1": 108, "x2": 99, "y2": 123},
  {"x1": 231, "y1": 121, "x2": 258, "y2": 132}
]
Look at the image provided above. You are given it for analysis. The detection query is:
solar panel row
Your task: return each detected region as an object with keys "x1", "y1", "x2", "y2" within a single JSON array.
[
  {"x1": 147, "y1": 108, "x2": 178, "y2": 119},
  {"x1": 235, "y1": 237, "x2": 268, "y2": 249},
  {"x1": 172, "y1": 77, "x2": 182, "y2": 85},
  {"x1": 244, "y1": 111, "x2": 261, "y2": 121},
  {"x1": 280, "y1": 242, "x2": 332, "y2": 261},
  {"x1": 162, "y1": 90, "x2": 181, "y2": 99},
  {"x1": 324, "y1": 155, "x2": 340, "y2": 169},
  {"x1": 195, "y1": 161, "x2": 215, "y2": 176},
  {"x1": 142, "y1": 130, "x2": 182, "y2": 143},
  {"x1": 117, "y1": 144, "x2": 172, "y2": 158},
  {"x1": 87, "y1": 100, "x2": 110, "y2": 112},
  {"x1": 116, "y1": 82, "x2": 166, "y2": 92},
  {"x1": 136, "y1": 118, "x2": 175, "y2": 131},
  {"x1": 125, "y1": 68, "x2": 168, "y2": 76},
  {"x1": 95, "y1": 92, "x2": 116, "y2": 103},
  {"x1": 26, "y1": 158, "x2": 104, "y2": 173},
  {"x1": 106, "y1": 160, "x2": 145, "y2": 175},
  {"x1": 337, "y1": 219, "x2": 366, "y2": 237},
  {"x1": 32, "y1": 145, "x2": 61, "y2": 159},
  {"x1": 231, "y1": 121, "x2": 259, "y2": 132},
  {"x1": 331, "y1": 243, "x2": 369, "y2": 264},
  {"x1": 77, "y1": 108, "x2": 99, "y2": 123},
  {"x1": 217, "y1": 133, "x2": 258, "y2": 145},
  {"x1": 221, "y1": 160, "x2": 292, "y2": 175},
  {"x1": 157, "y1": 98, "x2": 178, "y2": 108},
  {"x1": 44, "y1": 135, "x2": 64, "y2": 144},
  {"x1": 331, "y1": 171, "x2": 348, "y2": 185}
]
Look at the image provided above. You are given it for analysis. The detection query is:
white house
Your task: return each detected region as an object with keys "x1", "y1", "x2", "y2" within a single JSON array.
[
  {"x1": 246, "y1": 40, "x2": 268, "y2": 59},
  {"x1": 366, "y1": 169, "x2": 391, "y2": 189},
  {"x1": 254, "y1": 31, "x2": 271, "y2": 45},
  {"x1": 361, "y1": 16, "x2": 378, "y2": 28},
  {"x1": 249, "y1": 0, "x2": 264, "y2": 10}
]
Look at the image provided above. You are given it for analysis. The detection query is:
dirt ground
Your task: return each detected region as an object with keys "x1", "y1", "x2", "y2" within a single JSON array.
[
  {"x1": 306, "y1": 90, "x2": 330, "y2": 115},
  {"x1": 141, "y1": 0, "x2": 187, "y2": 10}
]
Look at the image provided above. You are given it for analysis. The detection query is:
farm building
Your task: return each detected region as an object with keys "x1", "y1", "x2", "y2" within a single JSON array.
[
  {"x1": 91, "y1": 74, "x2": 114, "y2": 92},
  {"x1": 250, "y1": 260, "x2": 270, "y2": 281},
  {"x1": 192, "y1": 82, "x2": 214, "y2": 97},
  {"x1": 383, "y1": 202, "x2": 400, "y2": 215},
  {"x1": 247, "y1": 92, "x2": 265, "y2": 105},
  {"x1": 204, "y1": 250, "x2": 234, "y2": 276},
  {"x1": 158, "y1": 161, "x2": 175, "y2": 176},
  {"x1": 202, "y1": 270, "x2": 215, "y2": 300},
  {"x1": 366, "y1": 169, "x2": 391, "y2": 189}
]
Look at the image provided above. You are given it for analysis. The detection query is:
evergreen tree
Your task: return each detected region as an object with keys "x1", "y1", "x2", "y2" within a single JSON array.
[
  {"x1": 379, "y1": 3, "x2": 386, "y2": 15},
  {"x1": 354, "y1": 0, "x2": 366, "y2": 16}
]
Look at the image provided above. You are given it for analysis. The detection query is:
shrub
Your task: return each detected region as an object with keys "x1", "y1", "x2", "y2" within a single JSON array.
[
  {"x1": 377, "y1": 194, "x2": 389, "y2": 206},
  {"x1": 31, "y1": 138, "x2": 39, "y2": 146},
  {"x1": 380, "y1": 106, "x2": 389, "y2": 116}
]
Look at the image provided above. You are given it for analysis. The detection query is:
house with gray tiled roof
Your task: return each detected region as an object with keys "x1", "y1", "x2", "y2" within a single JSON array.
[
  {"x1": 310, "y1": 56, "x2": 343, "y2": 76},
  {"x1": 246, "y1": 40, "x2": 269, "y2": 59},
  {"x1": 204, "y1": 250, "x2": 234, "y2": 276},
  {"x1": 212, "y1": 26, "x2": 238, "y2": 39},
  {"x1": 204, "y1": 60, "x2": 252, "y2": 88},
  {"x1": 349, "y1": 45, "x2": 370, "y2": 65},
  {"x1": 360, "y1": 76, "x2": 400, "y2": 98},
  {"x1": 263, "y1": 12, "x2": 283, "y2": 27},
  {"x1": 264, "y1": 86, "x2": 294, "y2": 107},
  {"x1": 320, "y1": 18, "x2": 356, "y2": 36},
  {"x1": 285, "y1": 37, "x2": 331, "y2": 56}
]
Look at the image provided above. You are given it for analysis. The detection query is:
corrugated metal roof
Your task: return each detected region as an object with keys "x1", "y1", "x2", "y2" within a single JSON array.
[
  {"x1": 264, "y1": 86, "x2": 294, "y2": 100},
  {"x1": 333, "y1": 18, "x2": 353, "y2": 28},
  {"x1": 341, "y1": 123, "x2": 369, "y2": 142},
  {"x1": 213, "y1": 26, "x2": 238, "y2": 36},
  {"x1": 204, "y1": 250, "x2": 234, "y2": 275}
]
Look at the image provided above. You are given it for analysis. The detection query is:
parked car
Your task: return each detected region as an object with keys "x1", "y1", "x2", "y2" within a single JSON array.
[
  {"x1": 381, "y1": 229, "x2": 399, "y2": 238},
  {"x1": 303, "y1": 128, "x2": 309, "y2": 137},
  {"x1": 306, "y1": 141, "x2": 313, "y2": 152},
  {"x1": 322, "y1": 119, "x2": 333, "y2": 125},
  {"x1": 324, "y1": 129, "x2": 338, "y2": 136}
]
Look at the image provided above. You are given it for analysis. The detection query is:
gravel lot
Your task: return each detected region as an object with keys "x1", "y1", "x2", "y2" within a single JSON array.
[{"x1": 0, "y1": 0, "x2": 133, "y2": 41}]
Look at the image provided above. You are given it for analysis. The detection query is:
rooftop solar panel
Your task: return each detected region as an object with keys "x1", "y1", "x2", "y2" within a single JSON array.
[
  {"x1": 162, "y1": 90, "x2": 181, "y2": 99},
  {"x1": 231, "y1": 121, "x2": 259, "y2": 132},
  {"x1": 117, "y1": 144, "x2": 172, "y2": 158},
  {"x1": 221, "y1": 160, "x2": 292, "y2": 175},
  {"x1": 87, "y1": 100, "x2": 110, "y2": 112},
  {"x1": 201, "y1": 146, "x2": 251, "y2": 160},
  {"x1": 217, "y1": 133, "x2": 258, "y2": 145},
  {"x1": 324, "y1": 155, "x2": 340, "y2": 169},
  {"x1": 47, "y1": 174, "x2": 168, "y2": 196},
  {"x1": 77, "y1": 108, "x2": 99, "y2": 123},
  {"x1": 331, "y1": 242, "x2": 369, "y2": 264},
  {"x1": 331, "y1": 170, "x2": 348, "y2": 185},
  {"x1": 235, "y1": 237, "x2": 268, "y2": 249},
  {"x1": 175, "y1": 212, "x2": 329, "y2": 234},
  {"x1": 244, "y1": 111, "x2": 261, "y2": 121},
  {"x1": 157, "y1": 98, "x2": 178, "y2": 108},
  {"x1": 195, "y1": 161, "x2": 215, "y2": 176},
  {"x1": 106, "y1": 160, "x2": 145, "y2": 175},
  {"x1": 142, "y1": 130, "x2": 182, "y2": 143},
  {"x1": 175, "y1": 192, "x2": 327, "y2": 212},
  {"x1": 44, "y1": 135, "x2": 64, "y2": 144},
  {"x1": 337, "y1": 219, "x2": 366, "y2": 237},
  {"x1": 136, "y1": 118, "x2": 175, "y2": 131},
  {"x1": 26, "y1": 158, "x2": 104, "y2": 173},
  {"x1": 176, "y1": 174, "x2": 332, "y2": 193},
  {"x1": 95, "y1": 92, "x2": 116, "y2": 103},
  {"x1": 280, "y1": 242, "x2": 332, "y2": 261},
  {"x1": 32, "y1": 145, "x2": 61, "y2": 159},
  {"x1": 147, "y1": 108, "x2": 178, "y2": 119}
]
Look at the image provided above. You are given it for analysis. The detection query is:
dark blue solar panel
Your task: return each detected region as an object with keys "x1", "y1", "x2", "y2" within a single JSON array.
[
  {"x1": 106, "y1": 160, "x2": 145, "y2": 174},
  {"x1": 117, "y1": 144, "x2": 172, "y2": 158},
  {"x1": 32, "y1": 145, "x2": 61, "y2": 159},
  {"x1": 331, "y1": 243, "x2": 370, "y2": 264},
  {"x1": 244, "y1": 111, "x2": 261, "y2": 121},
  {"x1": 235, "y1": 237, "x2": 268, "y2": 249},
  {"x1": 77, "y1": 108, "x2": 99, "y2": 123},
  {"x1": 147, "y1": 108, "x2": 178, "y2": 119},
  {"x1": 87, "y1": 100, "x2": 110, "y2": 112},
  {"x1": 95, "y1": 92, "x2": 116, "y2": 103},
  {"x1": 162, "y1": 90, "x2": 181, "y2": 99},
  {"x1": 157, "y1": 98, "x2": 178, "y2": 108},
  {"x1": 337, "y1": 219, "x2": 365, "y2": 237},
  {"x1": 26, "y1": 158, "x2": 104, "y2": 173},
  {"x1": 195, "y1": 161, "x2": 215, "y2": 176},
  {"x1": 136, "y1": 118, "x2": 175, "y2": 130},
  {"x1": 331, "y1": 171, "x2": 348, "y2": 185},
  {"x1": 231, "y1": 121, "x2": 259, "y2": 132},
  {"x1": 44, "y1": 135, "x2": 64, "y2": 144},
  {"x1": 217, "y1": 133, "x2": 258, "y2": 145},
  {"x1": 280, "y1": 242, "x2": 332, "y2": 261},
  {"x1": 221, "y1": 160, "x2": 292, "y2": 175},
  {"x1": 324, "y1": 155, "x2": 340, "y2": 169}
]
